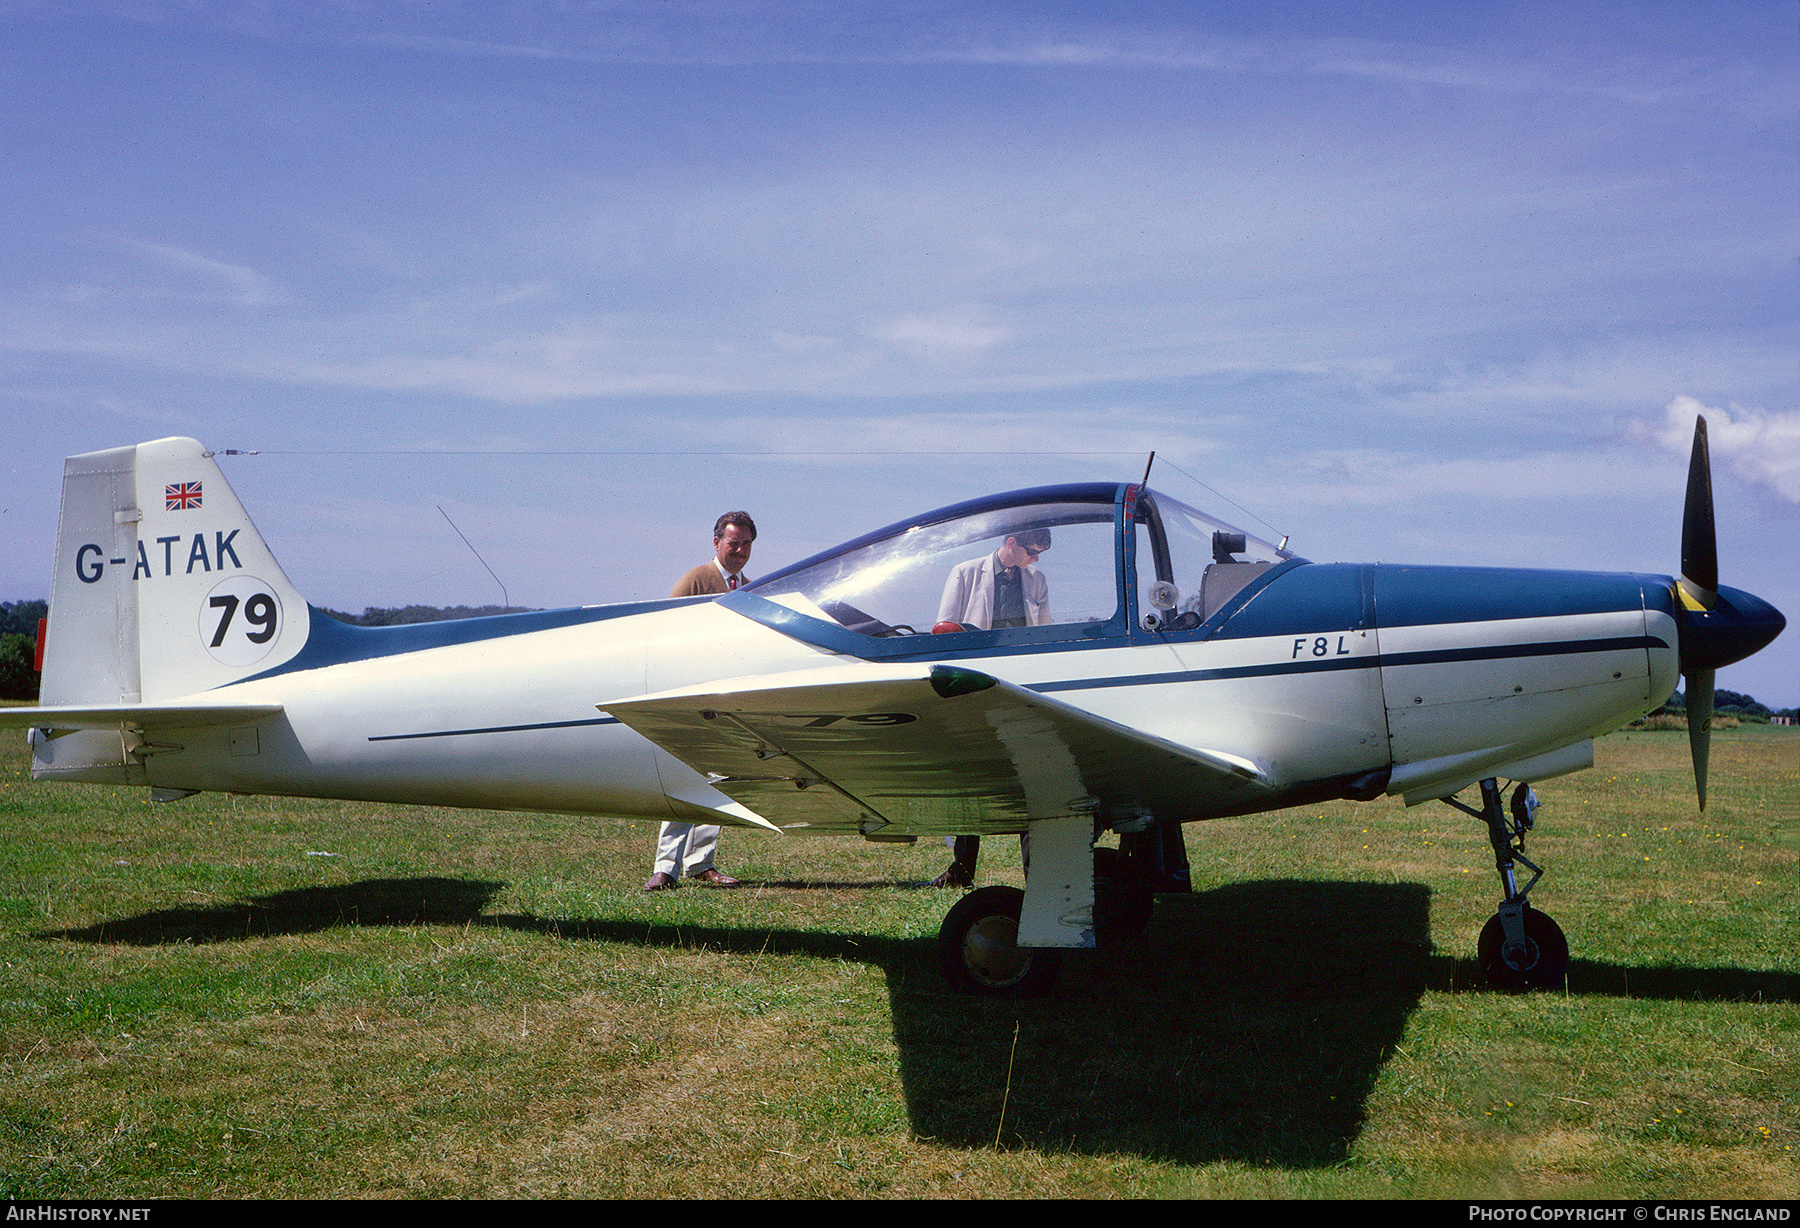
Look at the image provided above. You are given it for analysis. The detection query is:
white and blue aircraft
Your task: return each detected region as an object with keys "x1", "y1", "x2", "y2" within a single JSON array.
[{"x1": 2, "y1": 423, "x2": 1784, "y2": 996}]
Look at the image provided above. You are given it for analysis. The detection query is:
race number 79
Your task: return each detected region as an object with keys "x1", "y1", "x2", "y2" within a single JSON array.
[
  {"x1": 202, "y1": 575, "x2": 283, "y2": 666},
  {"x1": 209, "y1": 593, "x2": 278, "y2": 646}
]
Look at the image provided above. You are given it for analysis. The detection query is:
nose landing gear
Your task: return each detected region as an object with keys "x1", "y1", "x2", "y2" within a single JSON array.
[{"x1": 1447, "y1": 778, "x2": 1570, "y2": 991}]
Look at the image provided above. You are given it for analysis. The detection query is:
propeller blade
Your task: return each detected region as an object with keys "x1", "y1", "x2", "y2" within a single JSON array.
[
  {"x1": 1686, "y1": 668, "x2": 1714, "y2": 811},
  {"x1": 1678, "y1": 416, "x2": 1718, "y2": 611},
  {"x1": 1668, "y1": 412, "x2": 1786, "y2": 810}
]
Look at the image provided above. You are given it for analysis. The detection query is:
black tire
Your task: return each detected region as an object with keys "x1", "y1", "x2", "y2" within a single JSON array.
[
  {"x1": 1093, "y1": 847, "x2": 1155, "y2": 943},
  {"x1": 1478, "y1": 906, "x2": 1569, "y2": 991},
  {"x1": 938, "y1": 885, "x2": 1063, "y2": 997}
]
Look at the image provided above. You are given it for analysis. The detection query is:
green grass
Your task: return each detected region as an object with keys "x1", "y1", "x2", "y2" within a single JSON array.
[{"x1": 1, "y1": 713, "x2": 1794, "y2": 1198}]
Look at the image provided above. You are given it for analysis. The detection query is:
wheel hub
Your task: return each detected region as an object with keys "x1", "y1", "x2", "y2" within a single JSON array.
[
  {"x1": 964, "y1": 914, "x2": 1031, "y2": 987},
  {"x1": 1501, "y1": 938, "x2": 1539, "y2": 969}
]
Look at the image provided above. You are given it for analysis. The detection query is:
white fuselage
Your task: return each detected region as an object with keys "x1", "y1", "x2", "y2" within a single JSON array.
[{"x1": 52, "y1": 592, "x2": 1675, "y2": 826}]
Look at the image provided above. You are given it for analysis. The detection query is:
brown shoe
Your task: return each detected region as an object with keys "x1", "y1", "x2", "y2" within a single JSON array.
[
  {"x1": 689, "y1": 868, "x2": 740, "y2": 887},
  {"x1": 643, "y1": 872, "x2": 677, "y2": 892},
  {"x1": 926, "y1": 863, "x2": 973, "y2": 888}
]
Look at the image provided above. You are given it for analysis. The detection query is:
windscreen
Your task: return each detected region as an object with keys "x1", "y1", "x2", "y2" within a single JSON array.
[{"x1": 757, "y1": 500, "x2": 1120, "y2": 638}]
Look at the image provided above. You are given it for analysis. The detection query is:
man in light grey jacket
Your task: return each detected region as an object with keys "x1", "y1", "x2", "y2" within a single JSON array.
[
  {"x1": 935, "y1": 529, "x2": 1053, "y2": 630},
  {"x1": 927, "y1": 527, "x2": 1052, "y2": 887}
]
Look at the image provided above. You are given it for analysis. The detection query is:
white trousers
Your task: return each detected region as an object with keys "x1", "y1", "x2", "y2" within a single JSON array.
[{"x1": 654, "y1": 822, "x2": 720, "y2": 877}]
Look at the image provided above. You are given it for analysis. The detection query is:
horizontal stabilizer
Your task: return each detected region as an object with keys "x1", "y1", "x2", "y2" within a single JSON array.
[
  {"x1": 0, "y1": 702, "x2": 284, "y2": 731},
  {"x1": 600, "y1": 663, "x2": 1270, "y2": 836}
]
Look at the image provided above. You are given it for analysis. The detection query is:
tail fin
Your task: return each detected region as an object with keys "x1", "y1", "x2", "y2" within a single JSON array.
[{"x1": 42, "y1": 438, "x2": 310, "y2": 705}]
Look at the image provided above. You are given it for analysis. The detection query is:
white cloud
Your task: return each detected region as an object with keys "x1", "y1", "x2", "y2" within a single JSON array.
[
  {"x1": 865, "y1": 306, "x2": 1012, "y2": 358},
  {"x1": 1649, "y1": 395, "x2": 1800, "y2": 504},
  {"x1": 655, "y1": 406, "x2": 1206, "y2": 466},
  {"x1": 1383, "y1": 341, "x2": 1796, "y2": 422},
  {"x1": 162, "y1": 4, "x2": 1785, "y2": 118},
  {"x1": 129, "y1": 242, "x2": 293, "y2": 306},
  {"x1": 1269, "y1": 445, "x2": 1675, "y2": 510}
]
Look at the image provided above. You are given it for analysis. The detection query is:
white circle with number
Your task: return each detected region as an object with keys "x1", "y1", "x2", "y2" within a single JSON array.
[{"x1": 201, "y1": 575, "x2": 283, "y2": 667}]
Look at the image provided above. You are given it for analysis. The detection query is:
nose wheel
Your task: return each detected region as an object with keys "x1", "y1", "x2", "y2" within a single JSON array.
[
  {"x1": 1477, "y1": 903, "x2": 1568, "y2": 991},
  {"x1": 1447, "y1": 778, "x2": 1571, "y2": 992}
]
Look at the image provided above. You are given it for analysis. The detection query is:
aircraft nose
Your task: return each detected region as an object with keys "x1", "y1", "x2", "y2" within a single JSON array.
[{"x1": 1678, "y1": 584, "x2": 1787, "y2": 672}]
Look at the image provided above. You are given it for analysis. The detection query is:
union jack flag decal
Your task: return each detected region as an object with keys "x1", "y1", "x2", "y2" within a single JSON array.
[{"x1": 166, "y1": 481, "x2": 203, "y2": 511}]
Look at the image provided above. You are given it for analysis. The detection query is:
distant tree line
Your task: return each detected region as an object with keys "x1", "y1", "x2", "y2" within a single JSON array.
[
  {"x1": 0, "y1": 600, "x2": 533, "y2": 701},
  {"x1": 0, "y1": 600, "x2": 47, "y2": 701},
  {"x1": 318, "y1": 604, "x2": 537, "y2": 626},
  {"x1": 0, "y1": 599, "x2": 46, "y2": 639},
  {"x1": 1655, "y1": 688, "x2": 1795, "y2": 723}
]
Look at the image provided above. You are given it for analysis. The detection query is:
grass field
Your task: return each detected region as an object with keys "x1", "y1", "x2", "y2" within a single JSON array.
[{"x1": 1, "y1": 714, "x2": 1794, "y2": 1199}]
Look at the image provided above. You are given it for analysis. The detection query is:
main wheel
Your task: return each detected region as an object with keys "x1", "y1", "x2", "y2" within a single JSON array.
[
  {"x1": 1478, "y1": 905, "x2": 1569, "y2": 991},
  {"x1": 938, "y1": 885, "x2": 1063, "y2": 997},
  {"x1": 1093, "y1": 847, "x2": 1155, "y2": 943}
]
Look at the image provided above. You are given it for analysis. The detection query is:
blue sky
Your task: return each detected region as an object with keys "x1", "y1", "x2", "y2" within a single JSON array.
[{"x1": 2, "y1": 1, "x2": 1794, "y2": 702}]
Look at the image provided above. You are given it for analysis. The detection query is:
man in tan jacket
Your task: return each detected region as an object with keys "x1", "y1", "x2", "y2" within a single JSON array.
[
  {"x1": 646, "y1": 511, "x2": 757, "y2": 890},
  {"x1": 669, "y1": 511, "x2": 756, "y2": 596}
]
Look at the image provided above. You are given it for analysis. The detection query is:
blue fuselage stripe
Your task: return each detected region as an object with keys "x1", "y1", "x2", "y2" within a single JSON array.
[
  {"x1": 1030, "y1": 634, "x2": 1665, "y2": 694},
  {"x1": 1031, "y1": 660, "x2": 1365, "y2": 692},
  {"x1": 370, "y1": 716, "x2": 621, "y2": 742},
  {"x1": 1379, "y1": 635, "x2": 1662, "y2": 668}
]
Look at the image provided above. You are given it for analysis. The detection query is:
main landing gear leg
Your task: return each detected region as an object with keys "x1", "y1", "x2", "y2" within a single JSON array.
[
  {"x1": 937, "y1": 815, "x2": 1096, "y2": 997},
  {"x1": 933, "y1": 817, "x2": 1188, "y2": 996},
  {"x1": 1446, "y1": 778, "x2": 1569, "y2": 991}
]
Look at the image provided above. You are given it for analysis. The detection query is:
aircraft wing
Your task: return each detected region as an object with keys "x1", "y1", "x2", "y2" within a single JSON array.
[
  {"x1": 599, "y1": 663, "x2": 1271, "y2": 836},
  {"x1": 0, "y1": 702, "x2": 284, "y2": 730}
]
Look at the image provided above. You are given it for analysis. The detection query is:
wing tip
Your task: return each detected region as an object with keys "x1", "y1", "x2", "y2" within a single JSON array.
[{"x1": 929, "y1": 665, "x2": 998, "y2": 698}]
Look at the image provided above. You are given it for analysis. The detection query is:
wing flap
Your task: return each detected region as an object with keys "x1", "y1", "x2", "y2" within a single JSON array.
[
  {"x1": 601, "y1": 664, "x2": 1270, "y2": 835},
  {"x1": 663, "y1": 786, "x2": 785, "y2": 833}
]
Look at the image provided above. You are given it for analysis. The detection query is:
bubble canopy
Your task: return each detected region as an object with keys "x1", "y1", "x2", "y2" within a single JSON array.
[{"x1": 733, "y1": 483, "x2": 1296, "y2": 657}]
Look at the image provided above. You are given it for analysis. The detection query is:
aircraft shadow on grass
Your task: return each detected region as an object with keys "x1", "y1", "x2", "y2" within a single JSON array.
[{"x1": 43, "y1": 875, "x2": 1800, "y2": 1169}]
